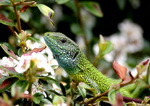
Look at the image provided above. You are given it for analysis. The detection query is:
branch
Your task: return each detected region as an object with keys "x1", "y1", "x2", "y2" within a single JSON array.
[
  {"x1": 14, "y1": 1, "x2": 36, "y2": 6},
  {"x1": 82, "y1": 90, "x2": 110, "y2": 104},
  {"x1": 10, "y1": 0, "x2": 22, "y2": 32},
  {"x1": 74, "y1": 0, "x2": 90, "y2": 57}
]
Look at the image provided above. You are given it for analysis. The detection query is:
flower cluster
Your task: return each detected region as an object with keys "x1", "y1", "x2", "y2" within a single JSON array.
[
  {"x1": 0, "y1": 34, "x2": 58, "y2": 75},
  {"x1": 94, "y1": 20, "x2": 144, "y2": 65},
  {"x1": 0, "y1": 34, "x2": 60, "y2": 104}
]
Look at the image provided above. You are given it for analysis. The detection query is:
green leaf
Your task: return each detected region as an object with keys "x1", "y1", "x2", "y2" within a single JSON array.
[
  {"x1": 78, "y1": 82, "x2": 93, "y2": 90},
  {"x1": 33, "y1": 93, "x2": 44, "y2": 104},
  {"x1": 38, "y1": 76, "x2": 60, "y2": 86},
  {"x1": 99, "y1": 35, "x2": 113, "y2": 57},
  {"x1": 0, "y1": 77, "x2": 18, "y2": 93},
  {"x1": 27, "y1": 36, "x2": 40, "y2": 42},
  {"x1": 77, "y1": 85, "x2": 86, "y2": 99},
  {"x1": 3, "y1": 42, "x2": 17, "y2": 53},
  {"x1": 11, "y1": 80, "x2": 29, "y2": 97},
  {"x1": 0, "y1": 14, "x2": 15, "y2": 26},
  {"x1": 144, "y1": 96, "x2": 150, "y2": 104},
  {"x1": 137, "y1": 59, "x2": 150, "y2": 76},
  {"x1": 49, "y1": 90, "x2": 62, "y2": 96},
  {"x1": 41, "y1": 98, "x2": 51, "y2": 104},
  {"x1": 0, "y1": 44, "x2": 18, "y2": 60},
  {"x1": 0, "y1": 0, "x2": 11, "y2": 6},
  {"x1": 116, "y1": 0, "x2": 126, "y2": 10},
  {"x1": 78, "y1": 82, "x2": 97, "y2": 96},
  {"x1": 55, "y1": 0, "x2": 70, "y2": 4},
  {"x1": 36, "y1": 4, "x2": 55, "y2": 26},
  {"x1": 65, "y1": 0, "x2": 76, "y2": 12},
  {"x1": 70, "y1": 23, "x2": 83, "y2": 35},
  {"x1": 17, "y1": 48, "x2": 23, "y2": 56},
  {"x1": 147, "y1": 62, "x2": 150, "y2": 85},
  {"x1": 20, "y1": 9, "x2": 31, "y2": 22},
  {"x1": 108, "y1": 89, "x2": 117, "y2": 104},
  {"x1": 52, "y1": 95, "x2": 64, "y2": 105},
  {"x1": 81, "y1": 1, "x2": 103, "y2": 17},
  {"x1": 36, "y1": 4, "x2": 54, "y2": 18}
]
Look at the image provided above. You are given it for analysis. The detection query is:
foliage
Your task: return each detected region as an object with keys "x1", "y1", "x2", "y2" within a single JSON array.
[{"x1": 0, "y1": 0, "x2": 150, "y2": 105}]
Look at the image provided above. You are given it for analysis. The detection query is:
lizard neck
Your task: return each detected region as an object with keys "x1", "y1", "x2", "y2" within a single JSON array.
[{"x1": 71, "y1": 52, "x2": 120, "y2": 92}]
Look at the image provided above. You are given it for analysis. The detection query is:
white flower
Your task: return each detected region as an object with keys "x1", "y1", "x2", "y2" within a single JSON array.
[
  {"x1": 25, "y1": 34, "x2": 59, "y2": 74},
  {"x1": 0, "y1": 57, "x2": 17, "y2": 67},
  {"x1": 1, "y1": 34, "x2": 58, "y2": 76},
  {"x1": 93, "y1": 20, "x2": 144, "y2": 66},
  {"x1": 26, "y1": 34, "x2": 54, "y2": 60},
  {"x1": 15, "y1": 54, "x2": 31, "y2": 73},
  {"x1": 118, "y1": 20, "x2": 144, "y2": 53},
  {"x1": 26, "y1": 34, "x2": 45, "y2": 50},
  {"x1": 93, "y1": 43, "x2": 99, "y2": 56},
  {"x1": 15, "y1": 52, "x2": 58, "y2": 74}
]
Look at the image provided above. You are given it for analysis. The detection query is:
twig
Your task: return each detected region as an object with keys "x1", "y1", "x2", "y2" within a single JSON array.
[
  {"x1": 74, "y1": 0, "x2": 90, "y2": 57},
  {"x1": 93, "y1": 54, "x2": 102, "y2": 67},
  {"x1": 14, "y1": 1, "x2": 36, "y2": 6},
  {"x1": 82, "y1": 90, "x2": 110, "y2": 104},
  {"x1": 0, "y1": 1, "x2": 36, "y2": 7},
  {"x1": 10, "y1": 0, "x2": 22, "y2": 32},
  {"x1": 123, "y1": 96, "x2": 143, "y2": 103},
  {"x1": 81, "y1": 75, "x2": 138, "y2": 104}
]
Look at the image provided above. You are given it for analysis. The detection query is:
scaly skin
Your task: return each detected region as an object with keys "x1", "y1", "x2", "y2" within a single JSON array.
[{"x1": 44, "y1": 32, "x2": 145, "y2": 98}]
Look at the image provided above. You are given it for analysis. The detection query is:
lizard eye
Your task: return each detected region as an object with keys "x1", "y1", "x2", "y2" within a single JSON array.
[{"x1": 60, "y1": 39, "x2": 67, "y2": 43}]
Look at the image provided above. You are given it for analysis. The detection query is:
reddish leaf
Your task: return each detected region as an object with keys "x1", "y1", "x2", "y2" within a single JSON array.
[
  {"x1": 0, "y1": 77, "x2": 18, "y2": 92},
  {"x1": 20, "y1": 5, "x2": 30, "y2": 13},
  {"x1": 0, "y1": 14, "x2": 14, "y2": 26},
  {"x1": 3, "y1": 66, "x2": 17, "y2": 72},
  {"x1": 0, "y1": 66, "x2": 17, "y2": 75},
  {"x1": 0, "y1": 44, "x2": 18, "y2": 60},
  {"x1": 26, "y1": 46, "x2": 46, "y2": 55},
  {"x1": 121, "y1": 77, "x2": 132, "y2": 85},
  {"x1": 0, "y1": 14, "x2": 12, "y2": 23},
  {"x1": 142, "y1": 59, "x2": 149, "y2": 66},
  {"x1": 114, "y1": 93, "x2": 123, "y2": 106},
  {"x1": 113, "y1": 61, "x2": 127, "y2": 81}
]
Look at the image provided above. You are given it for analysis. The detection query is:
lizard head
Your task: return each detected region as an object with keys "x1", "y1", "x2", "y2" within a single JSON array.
[{"x1": 44, "y1": 32, "x2": 80, "y2": 72}]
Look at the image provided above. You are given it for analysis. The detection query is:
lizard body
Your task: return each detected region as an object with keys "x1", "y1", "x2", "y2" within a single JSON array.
[{"x1": 44, "y1": 32, "x2": 145, "y2": 98}]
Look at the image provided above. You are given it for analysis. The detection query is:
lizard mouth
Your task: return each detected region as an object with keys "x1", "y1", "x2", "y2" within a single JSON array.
[{"x1": 72, "y1": 51, "x2": 79, "y2": 59}]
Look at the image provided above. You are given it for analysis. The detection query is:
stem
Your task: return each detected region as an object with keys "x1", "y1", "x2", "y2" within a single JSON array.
[
  {"x1": 93, "y1": 54, "x2": 102, "y2": 67},
  {"x1": 27, "y1": 69, "x2": 33, "y2": 106},
  {"x1": 28, "y1": 82, "x2": 33, "y2": 95},
  {"x1": 10, "y1": 0, "x2": 22, "y2": 32},
  {"x1": 14, "y1": 1, "x2": 36, "y2": 6},
  {"x1": 123, "y1": 96, "x2": 143, "y2": 103},
  {"x1": 1, "y1": 1, "x2": 36, "y2": 7},
  {"x1": 74, "y1": 0, "x2": 90, "y2": 57},
  {"x1": 82, "y1": 90, "x2": 110, "y2": 104}
]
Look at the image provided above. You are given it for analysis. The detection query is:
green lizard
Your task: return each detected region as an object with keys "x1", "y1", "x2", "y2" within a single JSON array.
[{"x1": 44, "y1": 32, "x2": 145, "y2": 98}]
